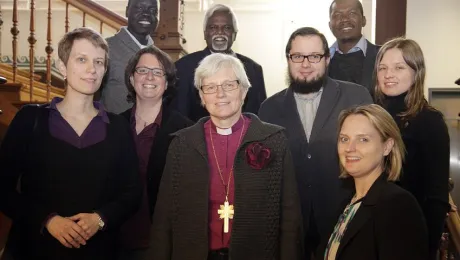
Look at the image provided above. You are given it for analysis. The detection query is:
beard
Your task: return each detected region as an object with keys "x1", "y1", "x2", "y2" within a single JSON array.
[
  {"x1": 287, "y1": 70, "x2": 327, "y2": 94},
  {"x1": 211, "y1": 35, "x2": 229, "y2": 52}
]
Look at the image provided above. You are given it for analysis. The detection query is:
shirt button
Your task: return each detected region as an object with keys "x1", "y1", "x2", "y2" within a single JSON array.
[{"x1": 307, "y1": 154, "x2": 312, "y2": 159}]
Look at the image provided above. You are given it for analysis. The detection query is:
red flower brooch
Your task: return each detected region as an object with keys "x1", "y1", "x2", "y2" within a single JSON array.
[{"x1": 245, "y1": 142, "x2": 272, "y2": 170}]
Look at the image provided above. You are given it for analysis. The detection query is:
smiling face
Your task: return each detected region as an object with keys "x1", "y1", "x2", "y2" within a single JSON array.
[
  {"x1": 338, "y1": 114, "x2": 393, "y2": 180},
  {"x1": 126, "y1": 0, "x2": 159, "y2": 38},
  {"x1": 199, "y1": 66, "x2": 247, "y2": 123},
  {"x1": 329, "y1": 0, "x2": 366, "y2": 43},
  {"x1": 377, "y1": 48, "x2": 416, "y2": 96},
  {"x1": 288, "y1": 35, "x2": 330, "y2": 84},
  {"x1": 58, "y1": 38, "x2": 106, "y2": 96},
  {"x1": 130, "y1": 53, "x2": 167, "y2": 103},
  {"x1": 204, "y1": 11, "x2": 236, "y2": 52}
]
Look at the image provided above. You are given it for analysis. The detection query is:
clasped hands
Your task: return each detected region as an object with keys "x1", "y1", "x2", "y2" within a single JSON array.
[{"x1": 45, "y1": 213, "x2": 101, "y2": 249}]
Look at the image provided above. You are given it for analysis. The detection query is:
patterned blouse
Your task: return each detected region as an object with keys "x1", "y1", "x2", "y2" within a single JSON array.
[{"x1": 324, "y1": 198, "x2": 363, "y2": 260}]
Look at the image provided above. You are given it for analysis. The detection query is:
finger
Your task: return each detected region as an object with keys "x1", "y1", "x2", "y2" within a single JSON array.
[
  {"x1": 69, "y1": 229, "x2": 87, "y2": 245},
  {"x1": 59, "y1": 237, "x2": 73, "y2": 248},
  {"x1": 63, "y1": 233, "x2": 80, "y2": 248},
  {"x1": 71, "y1": 222, "x2": 90, "y2": 240},
  {"x1": 68, "y1": 214, "x2": 83, "y2": 221}
]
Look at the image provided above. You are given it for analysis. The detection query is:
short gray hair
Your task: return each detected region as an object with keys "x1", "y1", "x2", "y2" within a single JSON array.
[
  {"x1": 203, "y1": 4, "x2": 239, "y2": 33},
  {"x1": 194, "y1": 53, "x2": 251, "y2": 92}
]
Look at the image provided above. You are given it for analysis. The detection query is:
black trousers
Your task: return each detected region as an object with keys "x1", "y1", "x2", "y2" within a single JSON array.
[{"x1": 207, "y1": 248, "x2": 229, "y2": 260}]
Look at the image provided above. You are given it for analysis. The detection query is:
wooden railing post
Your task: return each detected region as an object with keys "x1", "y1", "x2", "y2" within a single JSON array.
[
  {"x1": 65, "y1": 3, "x2": 69, "y2": 33},
  {"x1": 11, "y1": 0, "x2": 19, "y2": 83},
  {"x1": 46, "y1": 0, "x2": 53, "y2": 101},
  {"x1": 28, "y1": 0, "x2": 37, "y2": 101}
]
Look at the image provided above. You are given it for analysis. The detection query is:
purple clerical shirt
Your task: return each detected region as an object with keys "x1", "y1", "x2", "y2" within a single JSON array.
[
  {"x1": 204, "y1": 115, "x2": 251, "y2": 250},
  {"x1": 48, "y1": 97, "x2": 110, "y2": 148},
  {"x1": 118, "y1": 106, "x2": 162, "y2": 249}
]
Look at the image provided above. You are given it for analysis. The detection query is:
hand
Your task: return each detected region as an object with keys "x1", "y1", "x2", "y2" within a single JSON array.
[
  {"x1": 45, "y1": 215, "x2": 88, "y2": 248},
  {"x1": 68, "y1": 213, "x2": 101, "y2": 240}
]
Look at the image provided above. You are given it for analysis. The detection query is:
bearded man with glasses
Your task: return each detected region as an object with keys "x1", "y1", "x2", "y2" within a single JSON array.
[{"x1": 259, "y1": 27, "x2": 372, "y2": 259}]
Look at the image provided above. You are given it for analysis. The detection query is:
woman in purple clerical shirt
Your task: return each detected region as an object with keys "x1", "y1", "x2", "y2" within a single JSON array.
[
  {"x1": 116, "y1": 46, "x2": 193, "y2": 260},
  {"x1": 148, "y1": 53, "x2": 303, "y2": 260},
  {"x1": 0, "y1": 27, "x2": 141, "y2": 260}
]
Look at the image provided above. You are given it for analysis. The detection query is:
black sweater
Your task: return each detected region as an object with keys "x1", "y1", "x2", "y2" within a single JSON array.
[
  {"x1": 0, "y1": 105, "x2": 142, "y2": 260},
  {"x1": 383, "y1": 93, "x2": 450, "y2": 259}
]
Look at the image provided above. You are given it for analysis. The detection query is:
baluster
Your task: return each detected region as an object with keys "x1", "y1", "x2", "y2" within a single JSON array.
[
  {"x1": 0, "y1": 7, "x2": 3, "y2": 58},
  {"x1": 65, "y1": 3, "x2": 69, "y2": 33},
  {"x1": 45, "y1": 0, "x2": 53, "y2": 101},
  {"x1": 100, "y1": 21, "x2": 103, "y2": 34},
  {"x1": 28, "y1": 0, "x2": 37, "y2": 101},
  {"x1": 82, "y1": 12, "x2": 86, "y2": 27},
  {"x1": 11, "y1": 0, "x2": 19, "y2": 82}
]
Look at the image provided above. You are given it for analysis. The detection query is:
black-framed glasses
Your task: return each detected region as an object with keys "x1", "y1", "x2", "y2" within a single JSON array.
[
  {"x1": 288, "y1": 53, "x2": 326, "y2": 63},
  {"x1": 200, "y1": 80, "x2": 240, "y2": 94},
  {"x1": 135, "y1": 67, "x2": 165, "y2": 77}
]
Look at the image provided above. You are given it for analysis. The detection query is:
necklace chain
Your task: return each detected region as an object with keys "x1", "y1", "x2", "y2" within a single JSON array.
[{"x1": 209, "y1": 116, "x2": 246, "y2": 201}]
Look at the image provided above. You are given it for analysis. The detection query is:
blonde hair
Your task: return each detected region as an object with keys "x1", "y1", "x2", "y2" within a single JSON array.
[
  {"x1": 338, "y1": 104, "x2": 405, "y2": 181},
  {"x1": 374, "y1": 37, "x2": 430, "y2": 122}
]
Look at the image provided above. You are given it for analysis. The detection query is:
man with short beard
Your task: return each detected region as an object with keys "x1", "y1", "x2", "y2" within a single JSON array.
[
  {"x1": 174, "y1": 4, "x2": 267, "y2": 122},
  {"x1": 100, "y1": 0, "x2": 159, "y2": 114},
  {"x1": 259, "y1": 27, "x2": 372, "y2": 259},
  {"x1": 328, "y1": 0, "x2": 380, "y2": 95}
]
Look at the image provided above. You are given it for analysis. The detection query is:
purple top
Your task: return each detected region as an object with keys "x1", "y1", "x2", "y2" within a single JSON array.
[
  {"x1": 204, "y1": 116, "x2": 251, "y2": 250},
  {"x1": 48, "y1": 97, "x2": 110, "y2": 148},
  {"x1": 118, "y1": 105, "x2": 162, "y2": 249}
]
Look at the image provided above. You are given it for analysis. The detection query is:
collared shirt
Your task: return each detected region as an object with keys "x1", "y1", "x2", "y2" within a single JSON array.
[
  {"x1": 330, "y1": 36, "x2": 368, "y2": 59},
  {"x1": 48, "y1": 97, "x2": 110, "y2": 149},
  {"x1": 204, "y1": 116, "x2": 251, "y2": 250},
  {"x1": 121, "y1": 26, "x2": 154, "y2": 49},
  {"x1": 294, "y1": 88, "x2": 323, "y2": 142},
  {"x1": 118, "y1": 105, "x2": 162, "y2": 249},
  {"x1": 209, "y1": 48, "x2": 237, "y2": 58}
]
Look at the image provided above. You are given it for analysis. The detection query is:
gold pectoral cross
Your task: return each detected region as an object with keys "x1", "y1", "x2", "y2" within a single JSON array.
[{"x1": 218, "y1": 200, "x2": 234, "y2": 233}]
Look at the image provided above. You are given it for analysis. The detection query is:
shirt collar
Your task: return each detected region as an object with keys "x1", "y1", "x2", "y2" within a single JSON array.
[
  {"x1": 205, "y1": 115, "x2": 246, "y2": 136},
  {"x1": 330, "y1": 36, "x2": 367, "y2": 58},
  {"x1": 49, "y1": 97, "x2": 110, "y2": 124},
  {"x1": 121, "y1": 26, "x2": 154, "y2": 49},
  {"x1": 130, "y1": 104, "x2": 163, "y2": 128}
]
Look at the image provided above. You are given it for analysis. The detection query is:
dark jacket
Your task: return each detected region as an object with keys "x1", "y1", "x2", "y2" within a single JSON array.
[
  {"x1": 258, "y1": 77, "x2": 373, "y2": 257},
  {"x1": 149, "y1": 114, "x2": 303, "y2": 260},
  {"x1": 173, "y1": 48, "x2": 267, "y2": 121},
  {"x1": 332, "y1": 174, "x2": 428, "y2": 260},
  {"x1": 121, "y1": 105, "x2": 193, "y2": 218},
  {"x1": 0, "y1": 105, "x2": 142, "y2": 260}
]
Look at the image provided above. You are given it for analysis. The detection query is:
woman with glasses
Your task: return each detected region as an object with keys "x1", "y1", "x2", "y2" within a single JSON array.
[
  {"x1": 117, "y1": 46, "x2": 193, "y2": 260},
  {"x1": 148, "y1": 53, "x2": 303, "y2": 260}
]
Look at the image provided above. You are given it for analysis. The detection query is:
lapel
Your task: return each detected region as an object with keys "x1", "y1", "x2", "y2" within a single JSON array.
[
  {"x1": 282, "y1": 88, "x2": 307, "y2": 142},
  {"x1": 336, "y1": 174, "x2": 388, "y2": 258},
  {"x1": 309, "y1": 77, "x2": 340, "y2": 142},
  {"x1": 360, "y1": 40, "x2": 378, "y2": 89},
  {"x1": 116, "y1": 28, "x2": 141, "y2": 54}
]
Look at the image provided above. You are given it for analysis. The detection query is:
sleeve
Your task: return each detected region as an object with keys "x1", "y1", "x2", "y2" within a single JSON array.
[
  {"x1": 243, "y1": 63, "x2": 267, "y2": 115},
  {"x1": 375, "y1": 192, "x2": 429, "y2": 260},
  {"x1": 0, "y1": 106, "x2": 52, "y2": 231},
  {"x1": 95, "y1": 118, "x2": 142, "y2": 230},
  {"x1": 418, "y1": 111, "x2": 450, "y2": 256},
  {"x1": 280, "y1": 139, "x2": 304, "y2": 260},
  {"x1": 146, "y1": 137, "x2": 179, "y2": 260}
]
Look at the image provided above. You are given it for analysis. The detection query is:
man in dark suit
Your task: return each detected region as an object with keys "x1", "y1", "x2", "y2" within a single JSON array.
[
  {"x1": 101, "y1": 0, "x2": 159, "y2": 114},
  {"x1": 258, "y1": 27, "x2": 372, "y2": 259},
  {"x1": 328, "y1": 0, "x2": 379, "y2": 95},
  {"x1": 174, "y1": 4, "x2": 267, "y2": 122}
]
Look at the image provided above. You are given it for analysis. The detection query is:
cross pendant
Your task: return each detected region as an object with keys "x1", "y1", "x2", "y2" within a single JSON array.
[{"x1": 218, "y1": 200, "x2": 234, "y2": 233}]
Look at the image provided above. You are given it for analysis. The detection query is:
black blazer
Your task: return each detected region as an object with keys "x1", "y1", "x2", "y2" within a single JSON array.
[
  {"x1": 121, "y1": 105, "x2": 193, "y2": 218},
  {"x1": 173, "y1": 48, "x2": 267, "y2": 121},
  {"x1": 332, "y1": 175, "x2": 428, "y2": 260}
]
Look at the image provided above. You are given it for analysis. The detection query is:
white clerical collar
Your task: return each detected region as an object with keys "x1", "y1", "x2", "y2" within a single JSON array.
[{"x1": 216, "y1": 127, "x2": 233, "y2": 135}]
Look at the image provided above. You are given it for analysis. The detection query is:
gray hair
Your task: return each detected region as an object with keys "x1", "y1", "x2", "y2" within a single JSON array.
[
  {"x1": 194, "y1": 53, "x2": 251, "y2": 92},
  {"x1": 203, "y1": 4, "x2": 239, "y2": 33}
]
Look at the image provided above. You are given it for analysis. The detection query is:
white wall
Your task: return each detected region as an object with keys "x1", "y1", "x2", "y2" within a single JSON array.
[
  {"x1": 406, "y1": 0, "x2": 460, "y2": 96},
  {"x1": 182, "y1": 0, "x2": 374, "y2": 97}
]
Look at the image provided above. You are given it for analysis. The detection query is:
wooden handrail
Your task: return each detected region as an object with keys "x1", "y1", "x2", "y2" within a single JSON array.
[{"x1": 61, "y1": 0, "x2": 127, "y2": 30}]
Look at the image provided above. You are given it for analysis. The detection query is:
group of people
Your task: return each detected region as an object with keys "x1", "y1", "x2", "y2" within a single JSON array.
[{"x1": 0, "y1": 0, "x2": 451, "y2": 260}]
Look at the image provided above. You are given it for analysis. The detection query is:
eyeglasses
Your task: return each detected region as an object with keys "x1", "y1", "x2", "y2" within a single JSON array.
[
  {"x1": 200, "y1": 80, "x2": 240, "y2": 94},
  {"x1": 288, "y1": 53, "x2": 326, "y2": 63},
  {"x1": 135, "y1": 67, "x2": 165, "y2": 77}
]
